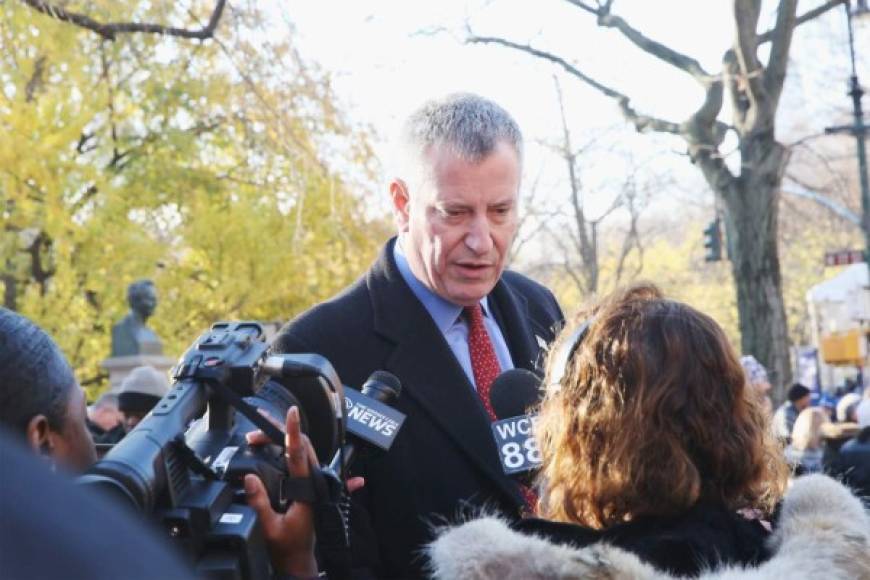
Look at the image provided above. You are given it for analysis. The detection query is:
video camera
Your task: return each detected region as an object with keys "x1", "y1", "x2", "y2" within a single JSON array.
[{"x1": 80, "y1": 322, "x2": 349, "y2": 580}]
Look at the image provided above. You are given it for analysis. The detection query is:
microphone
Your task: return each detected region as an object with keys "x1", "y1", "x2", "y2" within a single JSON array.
[
  {"x1": 490, "y1": 368, "x2": 541, "y2": 420},
  {"x1": 488, "y1": 369, "x2": 543, "y2": 475},
  {"x1": 329, "y1": 371, "x2": 405, "y2": 476}
]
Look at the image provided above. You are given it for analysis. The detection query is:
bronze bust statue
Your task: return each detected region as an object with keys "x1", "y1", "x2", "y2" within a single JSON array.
[{"x1": 111, "y1": 279, "x2": 163, "y2": 357}]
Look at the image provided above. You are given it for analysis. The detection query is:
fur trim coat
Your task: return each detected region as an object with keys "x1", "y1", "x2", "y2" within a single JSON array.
[{"x1": 428, "y1": 475, "x2": 870, "y2": 579}]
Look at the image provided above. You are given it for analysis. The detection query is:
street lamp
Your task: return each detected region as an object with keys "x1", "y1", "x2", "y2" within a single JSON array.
[{"x1": 825, "y1": 0, "x2": 870, "y2": 260}]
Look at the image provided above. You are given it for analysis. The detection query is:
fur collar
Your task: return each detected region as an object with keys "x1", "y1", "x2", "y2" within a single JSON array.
[{"x1": 428, "y1": 475, "x2": 869, "y2": 579}]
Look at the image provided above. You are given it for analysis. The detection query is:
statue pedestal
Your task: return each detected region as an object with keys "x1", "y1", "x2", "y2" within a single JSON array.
[{"x1": 102, "y1": 355, "x2": 176, "y2": 392}]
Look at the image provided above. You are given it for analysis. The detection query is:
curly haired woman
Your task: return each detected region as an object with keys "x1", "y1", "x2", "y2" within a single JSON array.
[{"x1": 430, "y1": 284, "x2": 869, "y2": 579}]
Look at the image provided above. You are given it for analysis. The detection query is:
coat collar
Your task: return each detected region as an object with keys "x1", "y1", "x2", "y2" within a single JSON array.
[{"x1": 427, "y1": 475, "x2": 870, "y2": 580}]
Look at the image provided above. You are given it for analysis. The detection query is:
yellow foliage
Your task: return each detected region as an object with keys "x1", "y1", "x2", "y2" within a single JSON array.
[{"x1": 1, "y1": 1, "x2": 388, "y2": 398}]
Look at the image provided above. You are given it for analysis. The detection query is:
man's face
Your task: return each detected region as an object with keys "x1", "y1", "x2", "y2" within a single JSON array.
[
  {"x1": 89, "y1": 403, "x2": 121, "y2": 431},
  {"x1": 795, "y1": 394, "x2": 811, "y2": 411},
  {"x1": 123, "y1": 411, "x2": 147, "y2": 433},
  {"x1": 51, "y1": 386, "x2": 97, "y2": 472},
  {"x1": 392, "y1": 141, "x2": 520, "y2": 307},
  {"x1": 131, "y1": 286, "x2": 157, "y2": 318}
]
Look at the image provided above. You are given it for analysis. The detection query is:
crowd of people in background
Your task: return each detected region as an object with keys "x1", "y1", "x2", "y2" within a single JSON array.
[
  {"x1": 741, "y1": 354, "x2": 870, "y2": 502},
  {"x1": 85, "y1": 364, "x2": 169, "y2": 449}
]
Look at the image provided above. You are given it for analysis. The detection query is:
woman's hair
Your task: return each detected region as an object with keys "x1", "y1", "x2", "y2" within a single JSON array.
[
  {"x1": 0, "y1": 308, "x2": 77, "y2": 435},
  {"x1": 790, "y1": 407, "x2": 829, "y2": 451},
  {"x1": 536, "y1": 284, "x2": 788, "y2": 529}
]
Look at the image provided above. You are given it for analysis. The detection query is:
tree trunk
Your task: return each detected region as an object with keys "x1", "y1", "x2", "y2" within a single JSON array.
[
  {"x1": 2, "y1": 271, "x2": 16, "y2": 310},
  {"x1": 721, "y1": 135, "x2": 792, "y2": 403}
]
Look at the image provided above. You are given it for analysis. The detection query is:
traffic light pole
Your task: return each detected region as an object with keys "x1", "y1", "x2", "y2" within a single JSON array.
[{"x1": 826, "y1": 1, "x2": 870, "y2": 260}]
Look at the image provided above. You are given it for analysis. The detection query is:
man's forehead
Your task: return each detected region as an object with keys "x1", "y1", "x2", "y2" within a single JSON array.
[{"x1": 421, "y1": 142, "x2": 519, "y2": 188}]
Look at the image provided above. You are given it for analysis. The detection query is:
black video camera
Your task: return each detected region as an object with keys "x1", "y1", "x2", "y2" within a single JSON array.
[{"x1": 80, "y1": 322, "x2": 349, "y2": 579}]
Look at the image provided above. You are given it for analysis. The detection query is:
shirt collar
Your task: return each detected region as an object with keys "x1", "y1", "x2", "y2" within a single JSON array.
[{"x1": 393, "y1": 236, "x2": 493, "y2": 333}]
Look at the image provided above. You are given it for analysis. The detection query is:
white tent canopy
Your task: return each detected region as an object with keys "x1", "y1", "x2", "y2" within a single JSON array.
[{"x1": 807, "y1": 263, "x2": 869, "y2": 305}]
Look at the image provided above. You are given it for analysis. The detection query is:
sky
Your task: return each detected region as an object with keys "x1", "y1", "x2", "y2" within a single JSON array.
[{"x1": 282, "y1": 0, "x2": 868, "y2": 232}]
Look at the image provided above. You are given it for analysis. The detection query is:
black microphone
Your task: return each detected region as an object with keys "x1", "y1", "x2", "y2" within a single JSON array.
[
  {"x1": 488, "y1": 369, "x2": 543, "y2": 476},
  {"x1": 329, "y1": 371, "x2": 404, "y2": 477},
  {"x1": 490, "y1": 368, "x2": 541, "y2": 420}
]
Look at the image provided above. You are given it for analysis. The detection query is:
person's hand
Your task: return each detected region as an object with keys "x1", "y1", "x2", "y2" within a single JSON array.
[
  {"x1": 244, "y1": 406, "x2": 366, "y2": 576},
  {"x1": 245, "y1": 409, "x2": 366, "y2": 494},
  {"x1": 244, "y1": 406, "x2": 319, "y2": 577}
]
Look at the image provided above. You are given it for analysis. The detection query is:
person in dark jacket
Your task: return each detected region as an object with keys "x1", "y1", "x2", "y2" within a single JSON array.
[
  {"x1": 86, "y1": 392, "x2": 126, "y2": 445},
  {"x1": 434, "y1": 284, "x2": 790, "y2": 578},
  {"x1": 273, "y1": 93, "x2": 563, "y2": 578},
  {"x1": 830, "y1": 398, "x2": 870, "y2": 506},
  {"x1": 0, "y1": 429, "x2": 192, "y2": 580},
  {"x1": 772, "y1": 383, "x2": 811, "y2": 443}
]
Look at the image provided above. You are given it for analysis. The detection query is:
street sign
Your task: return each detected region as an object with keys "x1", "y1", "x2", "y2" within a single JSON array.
[{"x1": 824, "y1": 249, "x2": 866, "y2": 267}]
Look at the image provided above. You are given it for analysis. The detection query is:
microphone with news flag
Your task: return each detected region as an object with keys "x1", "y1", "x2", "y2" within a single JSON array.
[
  {"x1": 488, "y1": 368, "x2": 543, "y2": 476},
  {"x1": 329, "y1": 370, "x2": 406, "y2": 478}
]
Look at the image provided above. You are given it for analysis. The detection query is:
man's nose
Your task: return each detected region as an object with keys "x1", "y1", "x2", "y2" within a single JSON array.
[{"x1": 464, "y1": 214, "x2": 494, "y2": 255}]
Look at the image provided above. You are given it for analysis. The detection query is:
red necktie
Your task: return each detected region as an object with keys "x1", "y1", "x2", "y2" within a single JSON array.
[
  {"x1": 465, "y1": 304, "x2": 500, "y2": 419},
  {"x1": 466, "y1": 304, "x2": 538, "y2": 512}
]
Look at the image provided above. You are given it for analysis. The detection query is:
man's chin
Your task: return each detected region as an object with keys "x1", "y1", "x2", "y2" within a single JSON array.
[{"x1": 444, "y1": 283, "x2": 497, "y2": 306}]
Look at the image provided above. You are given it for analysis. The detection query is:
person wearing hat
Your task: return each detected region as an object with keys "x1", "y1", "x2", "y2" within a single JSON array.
[
  {"x1": 740, "y1": 355, "x2": 773, "y2": 415},
  {"x1": 118, "y1": 366, "x2": 169, "y2": 432},
  {"x1": 772, "y1": 383, "x2": 811, "y2": 444}
]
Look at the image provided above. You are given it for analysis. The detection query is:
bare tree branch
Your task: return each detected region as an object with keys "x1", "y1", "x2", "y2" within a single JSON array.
[
  {"x1": 20, "y1": 0, "x2": 227, "y2": 41},
  {"x1": 681, "y1": 77, "x2": 731, "y2": 159},
  {"x1": 764, "y1": 0, "x2": 798, "y2": 111},
  {"x1": 24, "y1": 55, "x2": 46, "y2": 102},
  {"x1": 613, "y1": 184, "x2": 642, "y2": 285},
  {"x1": 509, "y1": 163, "x2": 549, "y2": 264},
  {"x1": 732, "y1": 0, "x2": 765, "y2": 107},
  {"x1": 562, "y1": 0, "x2": 601, "y2": 17},
  {"x1": 588, "y1": 6, "x2": 715, "y2": 84},
  {"x1": 757, "y1": 0, "x2": 845, "y2": 44},
  {"x1": 783, "y1": 161, "x2": 860, "y2": 226},
  {"x1": 781, "y1": 183, "x2": 861, "y2": 226},
  {"x1": 468, "y1": 35, "x2": 682, "y2": 136}
]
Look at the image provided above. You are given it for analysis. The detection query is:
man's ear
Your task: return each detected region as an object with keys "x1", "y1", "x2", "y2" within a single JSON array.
[
  {"x1": 390, "y1": 179, "x2": 411, "y2": 233},
  {"x1": 25, "y1": 414, "x2": 52, "y2": 456}
]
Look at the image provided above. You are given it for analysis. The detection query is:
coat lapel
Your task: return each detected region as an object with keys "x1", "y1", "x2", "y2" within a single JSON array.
[
  {"x1": 367, "y1": 239, "x2": 525, "y2": 507},
  {"x1": 489, "y1": 281, "x2": 542, "y2": 375}
]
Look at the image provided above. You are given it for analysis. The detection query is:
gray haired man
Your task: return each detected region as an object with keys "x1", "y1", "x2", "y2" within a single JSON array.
[{"x1": 273, "y1": 93, "x2": 563, "y2": 578}]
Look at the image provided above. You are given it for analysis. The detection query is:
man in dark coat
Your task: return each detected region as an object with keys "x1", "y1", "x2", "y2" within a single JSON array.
[{"x1": 273, "y1": 93, "x2": 563, "y2": 578}]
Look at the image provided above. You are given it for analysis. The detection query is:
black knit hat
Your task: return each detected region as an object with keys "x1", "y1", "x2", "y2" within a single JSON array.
[{"x1": 787, "y1": 383, "x2": 811, "y2": 403}]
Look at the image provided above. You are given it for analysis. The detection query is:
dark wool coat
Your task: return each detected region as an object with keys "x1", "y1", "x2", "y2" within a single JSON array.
[{"x1": 272, "y1": 238, "x2": 564, "y2": 579}]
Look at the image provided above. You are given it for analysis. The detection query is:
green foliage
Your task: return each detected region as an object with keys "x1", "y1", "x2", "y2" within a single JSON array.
[{"x1": 1, "y1": 1, "x2": 388, "y2": 398}]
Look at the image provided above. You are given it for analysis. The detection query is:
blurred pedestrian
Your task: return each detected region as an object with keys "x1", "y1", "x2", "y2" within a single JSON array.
[
  {"x1": 87, "y1": 392, "x2": 125, "y2": 444},
  {"x1": 829, "y1": 397, "x2": 870, "y2": 506},
  {"x1": 786, "y1": 407, "x2": 829, "y2": 475},
  {"x1": 740, "y1": 355, "x2": 773, "y2": 414},
  {"x1": 118, "y1": 366, "x2": 169, "y2": 432},
  {"x1": 772, "y1": 383, "x2": 811, "y2": 443},
  {"x1": 836, "y1": 392, "x2": 862, "y2": 423}
]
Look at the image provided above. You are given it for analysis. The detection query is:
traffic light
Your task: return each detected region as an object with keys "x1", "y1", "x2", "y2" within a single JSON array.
[{"x1": 703, "y1": 218, "x2": 722, "y2": 262}]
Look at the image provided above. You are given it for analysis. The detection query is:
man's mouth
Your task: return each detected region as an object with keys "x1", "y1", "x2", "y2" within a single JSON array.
[{"x1": 455, "y1": 262, "x2": 494, "y2": 275}]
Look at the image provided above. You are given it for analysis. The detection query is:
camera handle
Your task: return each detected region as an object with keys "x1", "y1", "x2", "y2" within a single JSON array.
[{"x1": 181, "y1": 363, "x2": 287, "y2": 449}]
